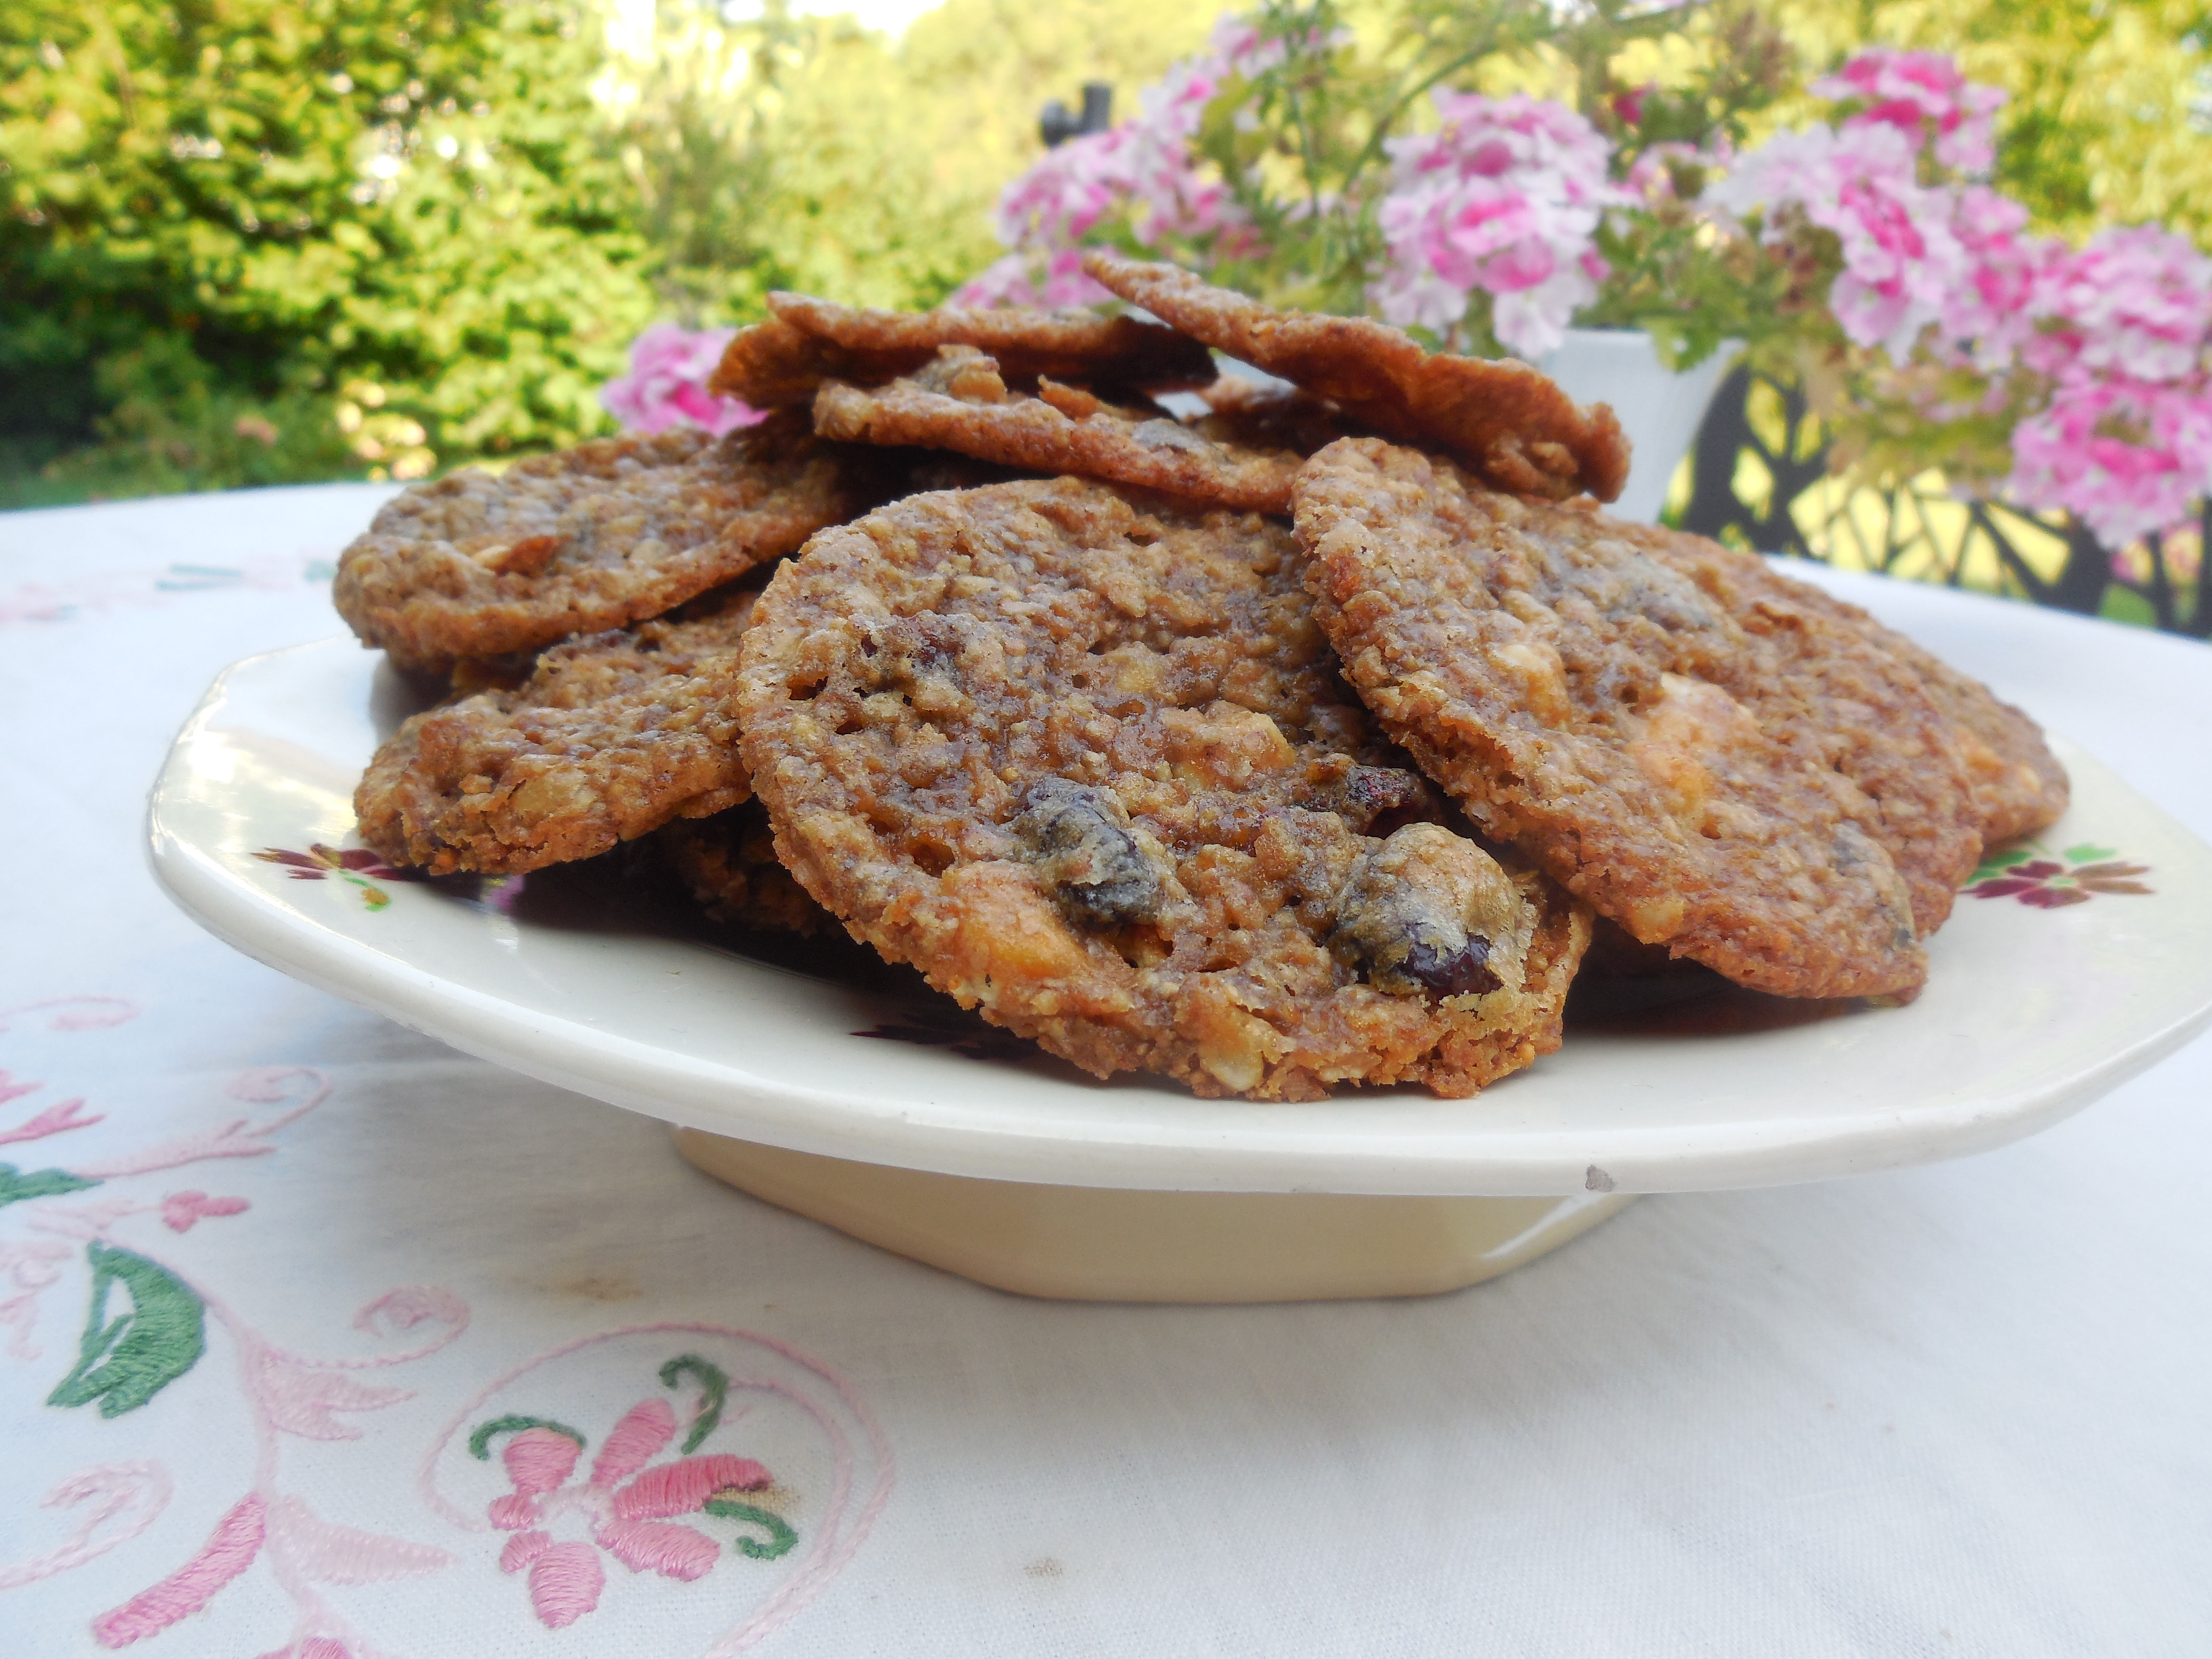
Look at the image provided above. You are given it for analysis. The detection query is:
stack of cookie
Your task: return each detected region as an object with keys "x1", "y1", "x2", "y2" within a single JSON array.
[{"x1": 336, "y1": 254, "x2": 2068, "y2": 1102}]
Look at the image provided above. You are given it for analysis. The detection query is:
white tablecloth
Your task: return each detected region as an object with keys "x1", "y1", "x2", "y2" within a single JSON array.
[{"x1": 4, "y1": 484, "x2": 2210, "y2": 1658}]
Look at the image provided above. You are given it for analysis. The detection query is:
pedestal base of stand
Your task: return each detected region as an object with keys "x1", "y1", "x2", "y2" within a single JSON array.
[{"x1": 672, "y1": 1128, "x2": 1636, "y2": 1303}]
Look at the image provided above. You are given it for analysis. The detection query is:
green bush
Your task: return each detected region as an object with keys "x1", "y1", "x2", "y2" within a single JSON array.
[{"x1": 1, "y1": 0, "x2": 655, "y2": 502}]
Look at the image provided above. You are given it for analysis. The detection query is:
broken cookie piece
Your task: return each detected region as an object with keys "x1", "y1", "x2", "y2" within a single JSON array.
[
  {"x1": 813, "y1": 346, "x2": 1305, "y2": 512},
  {"x1": 710, "y1": 291, "x2": 1216, "y2": 409},
  {"x1": 1083, "y1": 250, "x2": 1629, "y2": 504}
]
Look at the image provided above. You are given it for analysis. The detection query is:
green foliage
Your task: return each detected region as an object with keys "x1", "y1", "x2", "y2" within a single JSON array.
[
  {"x1": 12, "y1": 0, "x2": 2212, "y2": 512},
  {"x1": 1, "y1": 0, "x2": 654, "y2": 502},
  {"x1": 1073, "y1": 0, "x2": 1788, "y2": 363},
  {"x1": 899, "y1": 0, "x2": 1226, "y2": 235},
  {"x1": 1768, "y1": 0, "x2": 2212, "y2": 242},
  {"x1": 605, "y1": 2, "x2": 977, "y2": 321},
  {"x1": 1, "y1": 0, "x2": 1225, "y2": 506}
]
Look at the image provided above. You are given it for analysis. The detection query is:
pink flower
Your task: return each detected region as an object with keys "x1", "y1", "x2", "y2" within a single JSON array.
[
  {"x1": 991, "y1": 125, "x2": 1134, "y2": 252},
  {"x1": 2026, "y1": 226, "x2": 2212, "y2": 384},
  {"x1": 489, "y1": 1400, "x2": 773, "y2": 1629},
  {"x1": 948, "y1": 249, "x2": 1113, "y2": 309},
  {"x1": 1713, "y1": 121, "x2": 1967, "y2": 361},
  {"x1": 2007, "y1": 376, "x2": 2212, "y2": 548},
  {"x1": 601, "y1": 323, "x2": 764, "y2": 437},
  {"x1": 1934, "y1": 185, "x2": 2068, "y2": 368},
  {"x1": 1370, "y1": 91, "x2": 1625, "y2": 356},
  {"x1": 1813, "y1": 47, "x2": 2007, "y2": 175},
  {"x1": 954, "y1": 11, "x2": 1305, "y2": 300}
]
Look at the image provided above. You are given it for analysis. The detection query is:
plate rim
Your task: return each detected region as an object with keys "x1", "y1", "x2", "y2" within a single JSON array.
[{"x1": 147, "y1": 634, "x2": 2212, "y2": 1197}]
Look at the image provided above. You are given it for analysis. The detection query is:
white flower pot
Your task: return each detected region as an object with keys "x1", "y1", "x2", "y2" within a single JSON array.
[{"x1": 1538, "y1": 329, "x2": 1740, "y2": 524}]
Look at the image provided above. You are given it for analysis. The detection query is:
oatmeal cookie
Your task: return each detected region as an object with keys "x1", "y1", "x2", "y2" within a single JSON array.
[
  {"x1": 657, "y1": 800, "x2": 825, "y2": 935},
  {"x1": 1685, "y1": 559, "x2": 2068, "y2": 843},
  {"x1": 333, "y1": 413, "x2": 863, "y2": 672},
  {"x1": 356, "y1": 592, "x2": 759, "y2": 876},
  {"x1": 813, "y1": 346, "x2": 1304, "y2": 512},
  {"x1": 735, "y1": 476, "x2": 1591, "y2": 1100},
  {"x1": 1607, "y1": 522, "x2": 1985, "y2": 934},
  {"x1": 1190, "y1": 375, "x2": 1362, "y2": 456},
  {"x1": 1293, "y1": 438, "x2": 1990, "y2": 1000},
  {"x1": 1082, "y1": 251, "x2": 1629, "y2": 504},
  {"x1": 709, "y1": 292, "x2": 1217, "y2": 408}
]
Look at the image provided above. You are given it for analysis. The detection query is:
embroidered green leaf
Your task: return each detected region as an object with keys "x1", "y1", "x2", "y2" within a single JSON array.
[
  {"x1": 0, "y1": 1164, "x2": 100, "y2": 1208},
  {"x1": 660, "y1": 1353, "x2": 731, "y2": 1455},
  {"x1": 2063, "y1": 843, "x2": 2118, "y2": 864},
  {"x1": 47, "y1": 1242, "x2": 205, "y2": 1418},
  {"x1": 705, "y1": 1496, "x2": 798, "y2": 1561},
  {"x1": 468, "y1": 1415, "x2": 588, "y2": 1460}
]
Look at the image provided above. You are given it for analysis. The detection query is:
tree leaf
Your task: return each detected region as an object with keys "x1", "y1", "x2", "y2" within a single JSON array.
[{"x1": 47, "y1": 1242, "x2": 206, "y2": 1418}]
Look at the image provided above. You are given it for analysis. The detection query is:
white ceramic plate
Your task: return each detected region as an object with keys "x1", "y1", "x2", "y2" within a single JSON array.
[{"x1": 148, "y1": 616, "x2": 2212, "y2": 1198}]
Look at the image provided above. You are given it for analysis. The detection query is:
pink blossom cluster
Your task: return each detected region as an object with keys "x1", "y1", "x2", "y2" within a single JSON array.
[
  {"x1": 950, "y1": 15, "x2": 1289, "y2": 307},
  {"x1": 1710, "y1": 118, "x2": 1969, "y2": 363},
  {"x1": 1719, "y1": 49, "x2": 2212, "y2": 548},
  {"x1": 600, "y1": 323, "x2": 762, "y2": 437},
  {"x1": 2004, "y1": 228, "x2": 2212, "y2": 546},
  {"x1": 1369, "y1": 92, "x2": 1626, "y2": 359},
  {"x1": 1811, "y1": 47, "x2": 2005, "y2": 175}
]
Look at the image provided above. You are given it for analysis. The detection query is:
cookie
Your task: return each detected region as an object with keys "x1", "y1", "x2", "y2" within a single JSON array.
[
  {"x1": 708, "y1": 291, "x2": 1217, "y2": 408},
  {"x1": 1610, "y1": 522, "x2": 1986, "y2": 935},
  {"x1": 735, "y1": 476, "x2": 1591, "y2": 1100},
  {"x1": 1293, "y1": 438, "x2": 1989, "y2": 1000},
  {"x1": 813, "y1": 346, "x2": 1304, "y2": 512},
  {"x1": 657, "y1": 800, "x2": 825, "y2": 935},
  {"x1": 1082, "y1": 251, "x2": 1629, "y2": 504},
  {"x1": 356, "y1": 591, "x2": 759, "y2": 876},
  {"x1": 1696, "y1": 561, "x2": 2068, "y2": 843},
  {"x1": 333, "y1": 413, "x2": 863, "y2": 672},
  {"x1": 1191, "y1": 375, "x2": 1363, "y2": 457}
]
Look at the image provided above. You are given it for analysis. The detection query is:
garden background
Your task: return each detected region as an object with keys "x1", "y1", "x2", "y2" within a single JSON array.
[{"x1": 6, "y1": 0, "x2": 2212, "y2": 622}]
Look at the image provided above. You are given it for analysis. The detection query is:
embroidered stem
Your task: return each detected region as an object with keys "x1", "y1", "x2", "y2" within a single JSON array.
[
  {"x1": 0, "y1": 1096, "x2": 103, "y2": 1147},
  {"x1": 0, "y1": 1462, "x2": 172, "y2": 1591},
  {"x1": 660, "y1": 1353, "x2": 731, "y2": 1454},
  {"x1": 0, "y1": 996, "x2": 140, "y2": 1035},
  {"x1": 703, "y1": 1497, "x2": 798, "y2": 1561},
  {"x1": 70, "y1": 1067, "x2": 333, "y2": 1181}
]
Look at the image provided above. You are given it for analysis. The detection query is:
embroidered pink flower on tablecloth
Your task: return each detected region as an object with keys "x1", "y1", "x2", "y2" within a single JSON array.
[{"x1": 491, "y1": 1399, "x2": 772, "y2": 1629}]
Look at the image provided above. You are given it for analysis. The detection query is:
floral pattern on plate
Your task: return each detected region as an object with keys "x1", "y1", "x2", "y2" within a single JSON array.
[{"x1": 1965, "y1": 842, "x2": 2154, "y2": 908}]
